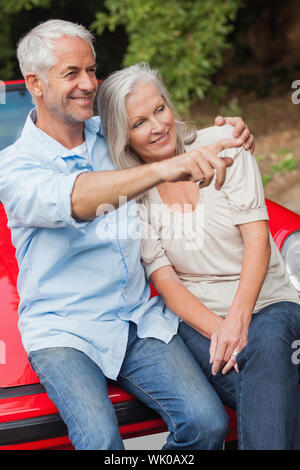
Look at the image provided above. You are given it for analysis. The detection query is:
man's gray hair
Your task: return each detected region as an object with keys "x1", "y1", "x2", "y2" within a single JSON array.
[
  {"x1": 17, "y1": 19, "x2": 96, "y2": 79},
  {"x1": 98, "y1": 63, "x2": 196, "y2": 171}
]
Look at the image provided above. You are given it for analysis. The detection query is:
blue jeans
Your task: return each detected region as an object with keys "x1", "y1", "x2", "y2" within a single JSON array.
[
  {"x1": 28, "y1": 321, "x2": 228, "y2": 450},
  {"x1": 179, "y1": 301, "x2": 300, "y2": 450}
]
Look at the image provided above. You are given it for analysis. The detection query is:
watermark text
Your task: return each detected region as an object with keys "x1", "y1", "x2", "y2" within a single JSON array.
[
  {"x1": 291, "y1": 80, "x2": 300, "y2": 104},
  {"x1": 0, "y1": 340, "x2": 6, "y2": 365},
  {"x1": 0, "y1": 81, "x2": 6, "y2": 104},
  {"x1": 95, "y1": 197, "x2": 205, "y2": 251}
]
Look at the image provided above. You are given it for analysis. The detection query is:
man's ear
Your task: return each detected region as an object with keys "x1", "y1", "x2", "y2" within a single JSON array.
[{"x1": 25, "y1": 73, "x2": 44, "y2": 99}]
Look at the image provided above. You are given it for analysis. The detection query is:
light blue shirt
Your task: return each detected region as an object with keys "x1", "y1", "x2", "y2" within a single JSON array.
[{"x1": 0, "y1": 111, "x2": 179, "y2": 380}]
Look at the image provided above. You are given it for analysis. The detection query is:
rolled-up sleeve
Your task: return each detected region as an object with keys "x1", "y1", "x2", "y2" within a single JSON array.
[
  {"x1": 0, "y1": 152, "x2": 89, "y2": 229},
  {"x1": 188, "y1": 124, "x2": 268, "y2": 225},
  {"x1": 220, "y1": 146, "x2": 269, "y2": 225},
  {"x1": 138, "y1": 202, "x2": 172, "y2": 279}
]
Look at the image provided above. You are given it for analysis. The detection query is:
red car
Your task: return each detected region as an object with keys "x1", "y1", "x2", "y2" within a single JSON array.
[{"x1": 0, "y1": 81, "x2": 299, "y2": 450}]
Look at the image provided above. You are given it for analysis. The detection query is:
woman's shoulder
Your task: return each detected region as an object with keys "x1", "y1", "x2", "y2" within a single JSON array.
[
  {"x1": 185, "y1": 124, "x2": 244, "y2": 161},
  {"x1": 185, "y1": 124, "x2": 236, "y2": 150}
]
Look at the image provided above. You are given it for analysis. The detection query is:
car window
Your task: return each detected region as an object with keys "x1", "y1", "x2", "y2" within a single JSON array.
[{"x1": 0, "y1": 88, "x2": 33, "y2": 151}]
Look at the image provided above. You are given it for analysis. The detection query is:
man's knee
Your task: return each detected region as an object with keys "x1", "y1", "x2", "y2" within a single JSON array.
[
  {"x1": 176, "y1": 406, "x2": 229, "y2": 449},
  {"x1": 28, "y1": 347, "x2": 125, "y2": 450},
  {"x1": 62, "y1": 393, "x2": 124, "y2": 450},
  {"x1": 72, "y1": 418, "x2": 124, "y2": 450}
]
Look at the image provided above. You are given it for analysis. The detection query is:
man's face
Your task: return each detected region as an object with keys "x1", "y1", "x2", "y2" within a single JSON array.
[{"x1": 40, "y1": 36, "x2": 98, "y2": 124}]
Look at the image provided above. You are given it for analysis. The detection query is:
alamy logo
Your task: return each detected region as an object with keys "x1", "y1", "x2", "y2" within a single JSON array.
[
  {"x1": 291, "y1": 339, "x2": 300, "y2": 365},
  {"x1": 0, "y1": 81, "x2": 6, "y2": 105},
  {"x1": 0, "y1": 340, "x2": 6, "y2": 364},
  {"x1": 95, "y1": 197, "x2": 205, "y2": 251},
  {"x1": 291, "y1": 80, "x2": 300, "y2": 104}
]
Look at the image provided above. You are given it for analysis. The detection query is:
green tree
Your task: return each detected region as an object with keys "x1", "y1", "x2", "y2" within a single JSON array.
[
  {"x1": 1, "y1": 0, "x2": 243, "y2": 113},
  {"x1": 0, "y1": 0, "x2": 127, "y2": 81},
  {"x1": 92, "y1": 0, "x2": 242, "y2": 113},
  {"x1": 0, "y1": 0, "x2": 50, "y2": 79}
]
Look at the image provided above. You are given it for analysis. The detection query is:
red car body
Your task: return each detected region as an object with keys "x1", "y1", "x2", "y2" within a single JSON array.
[{"x1": 0, "y1": 81, "x2": 299, "y2": 450}]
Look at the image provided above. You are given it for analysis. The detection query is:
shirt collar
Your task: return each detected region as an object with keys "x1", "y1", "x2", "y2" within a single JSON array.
[{"x1": 21, "y1": 108, "x2": 104, "y2": 161}]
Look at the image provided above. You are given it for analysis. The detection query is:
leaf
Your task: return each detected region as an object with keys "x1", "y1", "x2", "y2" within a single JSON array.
[
  {"x1": 91, "y1": 0, "x2": 243, "y2": 112},
  {"x1": 276, "y1": 148, "x2": 292, "y2": 156},
  {"x1": 255, "y1": 153, "x2": 269, "y2": 162},
  {"x1": 279, "y1": 156, "x2": 298, "y2": 171},
  {"x1": 262, "y1": 174, "x2": 272, "y2": 186}
]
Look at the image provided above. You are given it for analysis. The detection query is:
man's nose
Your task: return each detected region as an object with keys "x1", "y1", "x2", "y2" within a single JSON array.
[{"x1": 78, "y1": 71, "x2": 96, "y2": 91}]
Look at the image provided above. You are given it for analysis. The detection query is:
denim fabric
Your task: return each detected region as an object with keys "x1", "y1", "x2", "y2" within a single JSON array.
[
  {"x1": 29, "y1": 322, "x2": 229, "y2": 450},
  {"x1": 179, "y1": 301, "x2": 300, "y2": 450}
]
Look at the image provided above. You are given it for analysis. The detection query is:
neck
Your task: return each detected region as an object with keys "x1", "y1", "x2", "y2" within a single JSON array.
[{"x1": 35, "y1": 109, "x2": 85, "y2": 150}]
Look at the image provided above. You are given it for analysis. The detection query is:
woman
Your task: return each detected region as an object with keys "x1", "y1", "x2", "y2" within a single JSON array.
[{"x1": 98, "y1": 63, "x2": 300, "y2": 449}]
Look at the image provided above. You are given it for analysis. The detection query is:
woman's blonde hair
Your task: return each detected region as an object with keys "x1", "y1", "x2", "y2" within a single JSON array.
[{"x1": 97, "y1": 63, "x2": 196, "y2": 170}]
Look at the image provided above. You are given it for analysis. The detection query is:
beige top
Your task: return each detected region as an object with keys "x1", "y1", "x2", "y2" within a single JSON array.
[{"x1": 139, "y1": 125, "x2": 299, "y2": 317}]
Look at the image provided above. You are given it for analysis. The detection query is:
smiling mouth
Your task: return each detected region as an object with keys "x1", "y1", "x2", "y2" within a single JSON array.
[
  {"x1": 69, "y1": 96, "x2": 93, "y2": 104},
  {"x1": 151, "y1": 131, "x2": 170, "y2": 144}
]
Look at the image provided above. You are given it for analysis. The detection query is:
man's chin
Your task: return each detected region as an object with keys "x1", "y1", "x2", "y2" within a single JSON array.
[{"x1": 66, "y1": 108, "x2": 94, "y2": 123}]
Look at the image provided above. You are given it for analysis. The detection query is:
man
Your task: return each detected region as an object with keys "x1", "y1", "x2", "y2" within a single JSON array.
[{"x1": 0, "y1": 19, "x2": 255, "y2": 450}]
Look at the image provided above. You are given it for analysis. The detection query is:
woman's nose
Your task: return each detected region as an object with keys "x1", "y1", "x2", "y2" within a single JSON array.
[{"x1": 150, "y1": 117, "x2": 165, "y2": 133}]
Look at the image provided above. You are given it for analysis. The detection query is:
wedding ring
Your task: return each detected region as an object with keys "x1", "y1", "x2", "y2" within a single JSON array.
[{"x1": 231, "y1": 350, "x2": 239, "y2": 357}]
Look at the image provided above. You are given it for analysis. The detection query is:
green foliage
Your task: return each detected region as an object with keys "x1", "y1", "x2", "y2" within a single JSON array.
[
  {"x1": 219, "y1": 97, "x2": 242, "y2": 118},
  {"x1": 261, "y1": 174, "x2": 272, "y2": 186},
  {"x1": 255, "y1": 149, "x2": 299, "y2": 187},
  {"x1": 272, "y1": 153, "x2": 298, "y2": 173},
  {"x1": 1, "y1": 0, "x2": 242, "y2": 112},
  {"x1": 91, "y1": 0, "x2": 242, "y2": 114},
  {"x1": 0, "y1": 0, "x2": 50, "y2": 79},
  {"x1": 0, "y1": 0, "x2": 127, "y2": 81}
]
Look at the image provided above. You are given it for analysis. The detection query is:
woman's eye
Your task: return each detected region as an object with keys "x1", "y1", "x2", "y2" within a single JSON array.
[
  {"x1": 134, "y1": 121, "x2": 144, "y2": 128},
  {"x1": 157, "y1": 105, "x2": 165, "y2": 112}
]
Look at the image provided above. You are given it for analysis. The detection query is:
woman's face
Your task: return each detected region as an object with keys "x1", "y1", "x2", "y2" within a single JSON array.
[{"x1": 126, "y1": 81, "x2": 177, "y2": 163}]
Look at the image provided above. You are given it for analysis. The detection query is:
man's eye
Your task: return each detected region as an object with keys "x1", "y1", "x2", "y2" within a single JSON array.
[{"x1": 66, "y1": 71, "x2": 77, "y2": 78}]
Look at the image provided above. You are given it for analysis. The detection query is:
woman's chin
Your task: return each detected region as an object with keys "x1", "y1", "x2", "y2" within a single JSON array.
[{"x1": 138, "y1": 144, "x2": 177, "y2": 163}]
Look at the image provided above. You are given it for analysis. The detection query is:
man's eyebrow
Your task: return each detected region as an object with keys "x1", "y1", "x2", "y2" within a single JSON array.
[{"x1": 60, "y1": 63, "x2": 97, "y2": 74}]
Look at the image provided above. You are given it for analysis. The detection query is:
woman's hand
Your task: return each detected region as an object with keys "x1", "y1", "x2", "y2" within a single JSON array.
[
  {"x1": 215, "y1": 115, "x2": 255, "y2": 153},
  {"x1": 209, "y1": 312, "x2": 251, "y2": 375},
  {"x1": 209, "y1": 221, "x2": 270, "y2": 375}
]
